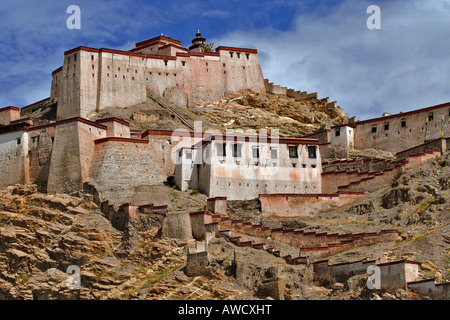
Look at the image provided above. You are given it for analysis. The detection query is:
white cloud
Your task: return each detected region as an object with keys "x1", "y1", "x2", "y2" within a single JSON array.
[
  {"x1": 212, "y1": 0, "x2": 450, "y2": 120},
  {"x1": 202, "y1": 10, "x2": 230, "y2": 19}
]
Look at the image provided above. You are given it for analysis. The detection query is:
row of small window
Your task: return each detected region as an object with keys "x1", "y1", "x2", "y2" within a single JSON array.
[
  {"x1": 372, "y1": 120, "x2": 406, "y2": 133},
  {"x1": 229, "y1": 52, "x2": 250, "y2": 60},
  {"x1": 103, "y1": 72, "x2": 177, "y2": 79},
  {"x1": 370, "y1": 111, "x2": 450, "y2": 133},
  {"x1": 214, "y1": 182, "x2": 316, "y2": 190},
  {"x1": 215, "y1": 143, "x2": 317, "y2": 159}
]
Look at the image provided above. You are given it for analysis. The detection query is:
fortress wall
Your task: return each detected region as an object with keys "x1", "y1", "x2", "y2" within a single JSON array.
[
  {"x1": 402, "y1": 149, "x2": 442, "y2": 169},
  {"x1": 321, "y1": 171, "x2": 359, "y2": 193},
  {"x1": 47, "y1": 119, "x2": 106, "y2": 193},
  {"x1": 260, "y1": 192, "x2": 365, "y2": 217},
  {"x1": 0, "y1": 107, "x2": 21, "y2": 126},
  {"x1": 340, "y1": 167, "x2": 401, "y2": 193},
  {"x1": 55, "y1": 46, "x2": 265, "y2": 120},
  {"x1": 56, "y1": 51, "x2": 82, "y2": 120},
  {"x1": 86, "y1": 138, "x2": 166, "y2": 206},
  {"x1": 396, "y1": 138, "x2": 447, "y2": 160},
  {"x1": 97, "y1": 50, "x2": 159, "y2": 112},
  {"x1": 0, "y1": 129, "x2": 29, "y2": 188},
  {"x1": 21, "y1": 98, "x2": 51, "y2": 117},
  {"x1": 218, "y1": 48, "x2": 265, "y2": 95},
  {"x1": 354, "y1": 103, "x2": 450, "y2": 153},
  {"x1": 27, "y1": 125, "x2": 55, "y2": 190},
  {"x1": 50, "y1": 68, "x2": 62, "y2": 102}
]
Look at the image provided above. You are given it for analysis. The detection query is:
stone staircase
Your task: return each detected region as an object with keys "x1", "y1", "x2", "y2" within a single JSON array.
[
  {"x1": 148, "y1": 92, "x2": 194, "y2": 130},
  {"x1": 322, "y1": 149, "x2": 442, "y2": 193},
  {"x1": 201, "y1": 212, "x2": 399, "y2": 263}
]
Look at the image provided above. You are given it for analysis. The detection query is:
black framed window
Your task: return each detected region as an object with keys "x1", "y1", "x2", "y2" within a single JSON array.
[
  {"x1": 289, "y1": 146, "x2": 298, "y2": 158},
  {"x1": 233, "y1": 144, "x2": 242, "y2": 158},
  {"x1": 308, "y1": 146, "x2": 317, "y2": 159},
  {"x1": 217, "y1": 143, "x2": 226, "y2": 157}
]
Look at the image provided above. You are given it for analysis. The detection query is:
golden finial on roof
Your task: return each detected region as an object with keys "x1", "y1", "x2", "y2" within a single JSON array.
[{"x1": 197, "y1": 29, "x2": 200, "y2": 34}]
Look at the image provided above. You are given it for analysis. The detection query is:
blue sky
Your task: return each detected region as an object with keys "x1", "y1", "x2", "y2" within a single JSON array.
[{"x1": 1, "y1": 0, "x2": 450, "y2": 120}]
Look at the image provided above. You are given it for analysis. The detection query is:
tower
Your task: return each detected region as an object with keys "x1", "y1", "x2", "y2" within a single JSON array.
[{"x1": 189, "y1": 30, "x2": 207, "y2": 53}]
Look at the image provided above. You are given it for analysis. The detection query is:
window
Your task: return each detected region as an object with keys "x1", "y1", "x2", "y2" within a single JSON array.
[
  {"x1": 428, "y1": 113, "x2": 434, "y2": 121},
  {"x1": 289, "y1": 146, "x2": 298, "y2": 158},
  {"x1": 237, "y1": 53, "x2": 240, "y2": 58},
  {"x1": 164, "y1": 60, "x2": 168, "y2": 66},
  {"x1": 401, "y1": 119, "x2": 406, "y2": 128},
  {"x1": 335, "y1": 129, "x2": 340, "y2": 137},
  {"x1": 232, "y1": 144, "x2": 242, "y2": 158},
  {"x1": 217, "y1": 143, "x2": 226, "y2": 157},
  {"x1": 185, "y1": 152, "x2": 192, "y2": 160},
  {"x1": 182, "y1": 61, "x2": 186, "y2": 66},
  {"x1": 246, "y1": 54, "x2": 250, "y2": 60},
  {"x1": 17, "y1": 138, "x2": 21, "y2": 145},
  {"x1": 384, "y1": 123, "x2": 389, "y2": 130},
  {"x1": 91, "y1": 55, "x2": 94, "y2": 60},
  {"x1": 308, "y1": 146, "x2": 317, "y2": 159},
  {"x1": 229, "y1": 52, "x2": 233, "y2": 58},
  {"x1": 252, "y1": 147, "x2": 260, "y2": 159},
  {"x1": 372, "y1": 126, "x2": 377, "y2": 133},
  {"x1": 271, "y1": 148, "x2": 278, "y2": 159}
]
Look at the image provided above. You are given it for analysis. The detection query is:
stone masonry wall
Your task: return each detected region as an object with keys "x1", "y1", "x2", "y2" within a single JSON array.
[{"x1": 86, "y1": 139, "x2": 166, "y2": 206}]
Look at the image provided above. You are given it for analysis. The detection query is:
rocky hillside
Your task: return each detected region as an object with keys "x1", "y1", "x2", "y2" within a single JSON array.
[
  {"x1": 1, "y1": 151, "x2": 448, "y2": 300},
  {"x1": 24, "y1": 90, "x2": 346, "y2": 137}
]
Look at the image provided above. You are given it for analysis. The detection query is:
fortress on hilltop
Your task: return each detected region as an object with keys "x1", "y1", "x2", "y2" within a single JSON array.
[
  {"x1": 51, "y1": 30, "x2": 266, "y2": 120},
  {"x1": 0, "y1": 31, "x2": 449, "y2": 209},
  {"x1": 1, "y1": 31, "x2": 450, "y2": 301}
]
